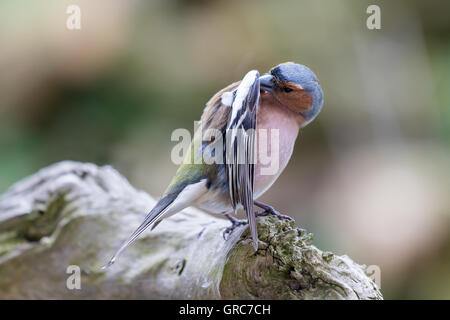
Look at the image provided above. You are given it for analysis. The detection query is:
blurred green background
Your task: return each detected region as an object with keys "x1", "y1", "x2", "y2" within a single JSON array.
[{"x1": 1, "y1": 0, "x2": 450, "y2": 299}]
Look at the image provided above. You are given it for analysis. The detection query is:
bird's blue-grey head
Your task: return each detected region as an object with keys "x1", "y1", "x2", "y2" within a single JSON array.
[{"x1": 259, "y1": 62, "x2": 324, "y2": 127}]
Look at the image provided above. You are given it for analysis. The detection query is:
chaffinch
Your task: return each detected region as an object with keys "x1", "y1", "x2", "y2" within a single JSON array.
[{"x1": 104, "y1": 62, "x2": 323, "y2": 267}]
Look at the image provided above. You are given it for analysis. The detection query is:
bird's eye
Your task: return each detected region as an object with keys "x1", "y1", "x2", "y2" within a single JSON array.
[{"x1": 283, "y1": 87, "x2": 293, "y2": 93}]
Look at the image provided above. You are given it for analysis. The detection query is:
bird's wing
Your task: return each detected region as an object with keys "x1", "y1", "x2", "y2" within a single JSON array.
[
  {"x1": 103, "y1": 174, "x2": 207, "y2": 268},
  {"x1": 201, "y1": 81, "x2": 240, "y2": 131},
  {"x1": 105, "y1": 71, "x2": 261, "y2": 267},
  {"x1": 225, "y1": 70, "x2": 260, "y2": 250}
]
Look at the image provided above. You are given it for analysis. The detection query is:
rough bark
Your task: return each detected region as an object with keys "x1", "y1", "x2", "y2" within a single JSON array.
[{"x1": 0, "y1": 161, "x2": 382, "y2": 299}]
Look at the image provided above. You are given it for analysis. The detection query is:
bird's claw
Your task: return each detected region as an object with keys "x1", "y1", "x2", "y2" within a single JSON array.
[
  {"x1": 255, "y1": 208, "x2": 295, "y2": 222},
  {"x1": 222, "y1": 219, "x2": 247, "y2": 240}
]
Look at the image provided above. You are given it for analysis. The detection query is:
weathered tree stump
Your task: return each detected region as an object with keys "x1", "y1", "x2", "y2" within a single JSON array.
[{"x1": 0, "y1": 161, "x2": 382, "y2": 299}]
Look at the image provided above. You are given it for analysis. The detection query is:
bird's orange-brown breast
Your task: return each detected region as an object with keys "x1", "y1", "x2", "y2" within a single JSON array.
[{"x1": 253, "y1": 92, "x2": 304, "y2": 198}]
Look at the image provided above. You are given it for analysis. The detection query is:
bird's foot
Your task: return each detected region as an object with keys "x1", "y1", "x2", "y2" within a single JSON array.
[
  {"x1": 223, "y1": 214, "x2": 247, "y2": 240},
  {"x1": 254, "y1": 201, "x2": 295, "y2": 222}
]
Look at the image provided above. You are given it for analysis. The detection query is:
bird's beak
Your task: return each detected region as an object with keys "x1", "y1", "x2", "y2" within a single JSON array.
[{"x1": 259, "y1": 74, "x2": 274, "y2": 93}]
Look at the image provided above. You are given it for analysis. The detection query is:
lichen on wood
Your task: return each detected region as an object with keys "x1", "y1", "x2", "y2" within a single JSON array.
[{"x1": 0, "y1": 161, "x2": 382, "y2": 299}]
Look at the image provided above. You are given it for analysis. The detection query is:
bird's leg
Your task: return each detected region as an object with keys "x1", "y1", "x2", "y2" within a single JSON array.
[
  {"x1": 223, "y1": 213, "x2": 247, "y2": 240},
  {"x1": 254, "y1": 200, "x2": 295, "y2": 222}
]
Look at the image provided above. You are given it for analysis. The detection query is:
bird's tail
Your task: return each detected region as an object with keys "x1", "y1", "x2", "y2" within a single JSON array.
[{"x1": 102, "y1": 193, "x2": 177, "y2": 269}]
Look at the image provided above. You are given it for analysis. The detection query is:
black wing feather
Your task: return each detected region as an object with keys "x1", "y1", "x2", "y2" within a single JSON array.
[{"x1": 225, "y1": 70, "x2": 260, "y2": 250}]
